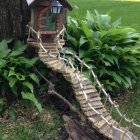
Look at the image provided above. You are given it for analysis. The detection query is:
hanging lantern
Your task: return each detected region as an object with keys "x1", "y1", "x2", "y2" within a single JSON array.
[{"x1": 51, "y1": 0, "x2": 62, "y2": 14}]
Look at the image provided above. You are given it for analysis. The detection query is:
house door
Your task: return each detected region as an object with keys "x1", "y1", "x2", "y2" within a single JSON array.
[{"x1": 38, "y1": 8, "x2": 57, "y2": 34}]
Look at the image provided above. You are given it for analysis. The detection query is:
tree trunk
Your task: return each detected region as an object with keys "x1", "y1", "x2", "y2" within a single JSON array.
[{"x1": 0, "y1": 0, "x2": 30, "y2": 40}]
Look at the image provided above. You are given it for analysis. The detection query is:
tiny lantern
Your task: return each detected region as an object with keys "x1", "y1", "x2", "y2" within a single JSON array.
[{"x1": 51, "y1": 0, "x2": 62, "y2": 14}]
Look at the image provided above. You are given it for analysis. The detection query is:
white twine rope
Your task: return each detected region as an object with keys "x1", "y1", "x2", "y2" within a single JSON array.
[
  {"x1": 27, "y1": 25, "x2": 139, "y2": 139},
  {"x1": 54, "y1": 26, "x2": 140, "y2": 129},
  {"x1": 68, "y1": 59, "x2": 132, "y2": 140}
]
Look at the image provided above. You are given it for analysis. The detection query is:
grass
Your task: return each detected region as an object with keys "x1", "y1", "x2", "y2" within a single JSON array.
[
  {"x1": 110, "y1": 87, "x2": 140, "y2": 137},
  {"x1": 69, "y1": 0, "x2": 140, "y2": 31},
  {"x1": 0, "y1": 107, "x2": 62, "y2": 140},
  {"x1": 68, "y1": 0, "x2": 140, "y2": 138}
]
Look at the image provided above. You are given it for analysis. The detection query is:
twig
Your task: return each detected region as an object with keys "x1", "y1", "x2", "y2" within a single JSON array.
[
  {"x1": 34, "y1": 67, "x2": 53, "y2": 87},
  {"x1": 35, "y1": 67, "x2": 80, "y2": 115},
  {"x1": 49, "y1": 90, "x2": 80, "y2": 115}
]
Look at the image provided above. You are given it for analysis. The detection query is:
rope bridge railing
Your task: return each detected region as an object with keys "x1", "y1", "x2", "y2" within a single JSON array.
[
  {"x1": 27, "y1": 25, "x2": 140, "y2": 139},
  {"x1": 55, "y1": 25, "x2": 140, "y2": 128}
]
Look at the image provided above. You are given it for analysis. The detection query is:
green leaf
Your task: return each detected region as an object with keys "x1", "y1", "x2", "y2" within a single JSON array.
[
  {"x1": 8, "y1": 69, "x2": 25, "y2": 80},
  {"x1": 99, "y1": 68, "x2": 109, "y2": 77},
  {"x1": 79, "y1": 20, "x2": 92, "y2": 39},
  {"x1": 123, "y1": 55, "x2": 138, "y2": 63},
  {"x1": 67, "y1": 34, "x2": 79, "y2": 47},
  {"x1": 125, "y1": 67, "x2": 136, "y2": 77},
  {"x1": 0, "y1": 40, "x2": 11, "y2": 58},
  {"x1": 9, "y1": 77, "x2": 17, "y2": 88},
  {"x1": 21, "y1": 92, "x2": 43, "y2": 113},
  {"x1": 110, "y1": 71, "x2": 122, "y2": 84},
  {"x1": 112, "y1": 56, "x2": 119, "y2": 68},
  {"x1": 29, "y1": 73, "x2": 40, "y2": 86},
  {"x1": 23, "y1": 81, "x2": 34, "y2": 93},
  {"x1": 18, "y1": 57, "x2": 39, "y2": 68},
  {"x1": 0, "y1": 59, "x2": 7, "y2": 68},
  {"x1": 79, "y1": 36, "x2": 88, "y2": 47},
  {"x1": 112, "y1": 18, "x2": 121, "y2": 28},
  {"x1": 104, "y1": 55, "x2": 114, "y2": 65},
  {"x1": 16, "y1": 74, "x2": 25, "y2": 80},
  {"x1": 11, "y1": 86, "x2": 18, "y2": 96},
  {"x1": 103, "y1": 60, "x2": 111, "y2": 66},
  {"x1": 13, "y1": 41, "x2": 26, "y2": 51},
  {"x1": 9, "y1": 40, "x2": 27, "y2": 57},
  {"x1": 8, "y1": 69, "x2": 15, "y2": 77},
  {"x1": 5, "y1": 38, "x2": 13, "y2": 43},
  {"x1": 124, "y1": 76, "x2": 132, "y2": 88},
  {"x1": 94, "y1": 10, "x2": 111, "y2": 30},
  {"x1": 65, "y1": 47, "x2": 75, "y2": 54},
  {"x1": 79, "y1": 50, "x2": 86, "y2": 58},
  {"x1": 86, "y1": 10, "x2": 94, "y2": 28}
]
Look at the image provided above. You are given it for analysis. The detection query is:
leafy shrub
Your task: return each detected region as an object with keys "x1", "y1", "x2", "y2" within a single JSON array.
[
  {"x1": 0, "y1": 39, "x2": 45, "y2": 114},
  {"x1": 66, "y1": 10, "x2": 140, "y2": 92}
]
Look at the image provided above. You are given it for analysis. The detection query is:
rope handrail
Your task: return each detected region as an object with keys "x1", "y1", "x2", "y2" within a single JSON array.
[
  {"x1": 55, "y1": 25, "x2": 140, "y2": 129},
  {"x1": 70, "y1": 61, "x2": 132, "y2": 140},
  {"x1": 26, "y1": 25, "x2": 139, "y2": 139},
  {"x1": 26, "y1": 25, "x2": 75, "y2": 68}
]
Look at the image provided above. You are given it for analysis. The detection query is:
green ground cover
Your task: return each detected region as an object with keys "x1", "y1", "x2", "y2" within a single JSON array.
[
  {"x1": 69, "y1": 0, "x2": 140, "y2": 31},
  {"x1": 0, "y1": 107, "x2": 62, "y2": 140}
]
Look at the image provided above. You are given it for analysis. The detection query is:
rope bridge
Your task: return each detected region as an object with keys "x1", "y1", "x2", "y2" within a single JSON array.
[{"x1": 27, "y1": 25, "x2": 140, "y2": 140}]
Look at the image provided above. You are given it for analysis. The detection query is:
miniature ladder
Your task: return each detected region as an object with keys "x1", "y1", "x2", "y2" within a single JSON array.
[{"x1": 30, "y1": 41, "x2": 137, "y2": 140}]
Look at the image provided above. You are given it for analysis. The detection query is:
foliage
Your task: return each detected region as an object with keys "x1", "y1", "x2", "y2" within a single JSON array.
[
  {"x1": 0, "y1": 39, "x2": 45, "y2": 114},
  {"x1": 66, "y1": 10, "x2": 140, "y2": 92},
  {"x1": 69, "y1": 0, "x2": 140, "y2": 31}
]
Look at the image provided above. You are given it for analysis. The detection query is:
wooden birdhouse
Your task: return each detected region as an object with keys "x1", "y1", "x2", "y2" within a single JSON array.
[{"x1": 27, "y1": 0, "x2": 72, "y2": 41}]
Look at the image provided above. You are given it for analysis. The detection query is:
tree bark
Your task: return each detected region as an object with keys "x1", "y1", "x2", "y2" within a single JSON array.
[
  {"x1": 0, "y1": 0, "x2": 30, "y2": 40},
  {"x1": 62, "y1": 115, "x2": 107, "y2": 140}
]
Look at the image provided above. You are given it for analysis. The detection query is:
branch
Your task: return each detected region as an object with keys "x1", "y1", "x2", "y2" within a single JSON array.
[
  {"x1": 34, "y1": 67, "x2": 53, "y2": 85},
  {"x1": 34, "y1": 67, "x2": 80, "y2": 115},
  {"x1": 49, "y1": 90, "x2": 80, "y2": 115}
]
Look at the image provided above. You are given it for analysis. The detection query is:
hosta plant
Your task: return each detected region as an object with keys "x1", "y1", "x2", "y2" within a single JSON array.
[
  {"x1": 66, "y1": 10, "x2": 140, "y2": 93},
  {"x1": 0, "y1": 39, "x2": 45, "y2": 114}
]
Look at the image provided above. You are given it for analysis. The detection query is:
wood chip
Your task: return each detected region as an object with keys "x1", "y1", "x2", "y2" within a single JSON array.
[
  {"x1": 73, "y1": 82, "x2": 92, "y2": 90},
  {"x1": 52, "y1": 62, "x2": 65, "y2": 71},
  {"x1": 80, "y1": 97, "x2": 102, "y2": 106},
  {"x1": 94, "y1": 114, "x2": 112, "y2": 129},
  {"x1": 38, "y1": 52, "x2": 58, "y2": 56},
  {"x1": 88, "y1": 112, "x2": 109, "y2": 128},
  {"x1": 75, "y1": 89, "x2": 97, "y2": 96},
  {"x1": 100, "y1": 119, "x2": 117, "y2": 136},
  {"x1": 76, "y1": 94, "x2": 100, "y2": 101},
  {"x1": 86, "y1": 108, "x2": 107, "y2": 117},
  {"x1": 47, "y1": 60, "x2": 60, "y2": 65},
  {"x1": 82, "y1": 104, "x2": 103, "y2": 112},
  {"x1": 40, "y1": 57, "x2": 57, "y2": 62},
  {"x1": 88, "y1": 114, "x2": 102, "y2": 124},
  {"x1": 119, "y1": 127, "x2": 138, "y2": 140}
]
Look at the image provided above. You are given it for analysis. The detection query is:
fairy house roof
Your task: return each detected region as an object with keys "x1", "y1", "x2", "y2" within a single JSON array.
[{"x1": 26, "y1": 0, "x2": 73, "y2": 10}]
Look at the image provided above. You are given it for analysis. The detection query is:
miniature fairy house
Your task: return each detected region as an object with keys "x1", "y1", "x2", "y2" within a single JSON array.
[{"x1": 27, "y1": 0, "x2": 72, "y2": 41}]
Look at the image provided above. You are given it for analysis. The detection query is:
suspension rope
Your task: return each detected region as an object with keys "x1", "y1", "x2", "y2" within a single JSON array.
[
  {"x1": 68, "y1": 59, "x2": 132, "y2": 140},
  {"x1": 53, "y1": 25, "x2": 140, "y2": 129}
]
